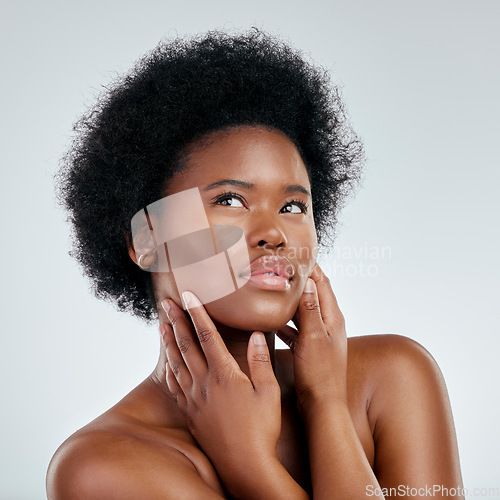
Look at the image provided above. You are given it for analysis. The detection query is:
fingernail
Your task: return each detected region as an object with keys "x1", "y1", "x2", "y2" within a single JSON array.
[
  {"x1": 182, "y1": 291, "x2": 201, "y2": 309},
  {"x1": 161, "y1": 299, "x2": 171, "y2": 314},
  {"x1": 304, "y1": 278, "x2": 315, "y2": 293},
  {"x1": 253, "y1": 332, "x2": 267, "y2": 345}
]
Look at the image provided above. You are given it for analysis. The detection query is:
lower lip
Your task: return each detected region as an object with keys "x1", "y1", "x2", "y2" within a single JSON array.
[{"x1": 244, "y1": 274, "x2": 291, "y2": 291}]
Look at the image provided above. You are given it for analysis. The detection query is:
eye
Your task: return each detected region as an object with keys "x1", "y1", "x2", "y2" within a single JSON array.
[
  {"x1": 281, "y1": 200, "x2": 309, "y2": 214},
  {"x1": 212, "y1": 192, "x2": 246, "y2": 208}
]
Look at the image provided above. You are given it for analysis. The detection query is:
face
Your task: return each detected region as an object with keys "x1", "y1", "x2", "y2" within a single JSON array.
[{"x1": 144, "y1": 126, "x2": 318, "y2": 332}]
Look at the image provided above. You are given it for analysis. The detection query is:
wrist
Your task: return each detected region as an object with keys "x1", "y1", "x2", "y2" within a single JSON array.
[
  {"x1": 223, "y1": 454, "x2": 308, "y2": 500},
  {"x1": 300, "y1": 394, "x2": 350, "y2": 424}
]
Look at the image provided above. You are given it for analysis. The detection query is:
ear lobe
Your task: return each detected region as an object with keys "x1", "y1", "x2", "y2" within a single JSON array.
[{"x1": 129, "y1": 209, "x2": 158, "y2": 267}]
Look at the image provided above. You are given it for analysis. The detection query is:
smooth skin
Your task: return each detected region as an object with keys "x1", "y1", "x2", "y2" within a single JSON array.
[{"x1": 47, "y1": 127, "x2": 464, "y2": 499}]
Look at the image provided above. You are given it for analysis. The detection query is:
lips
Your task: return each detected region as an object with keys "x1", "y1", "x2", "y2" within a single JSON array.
[{"x1": 240, "y1": 255, "x2": 295, "y2": 280}]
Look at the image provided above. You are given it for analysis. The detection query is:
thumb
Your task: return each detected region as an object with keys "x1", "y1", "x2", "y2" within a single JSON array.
[
  {"x1": 247, "y1": 332, "x2": 278, "y2": 391},
  {"x1": 295, "y1": 278, "x2": 324, "y2": 339}
]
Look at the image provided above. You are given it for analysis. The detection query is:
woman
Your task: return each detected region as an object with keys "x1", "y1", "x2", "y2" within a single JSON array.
[{"x1": 47, "y1": 30, "x2": 464, "y2": 498}]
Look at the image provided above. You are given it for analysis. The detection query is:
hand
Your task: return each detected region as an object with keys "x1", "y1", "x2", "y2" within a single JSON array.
[
  {"x1": 276, "y1": 264, "x2": 348, "y2": 416},
  {"x1": 159, "y1": 292, "x2": 282, "y2": 495}
]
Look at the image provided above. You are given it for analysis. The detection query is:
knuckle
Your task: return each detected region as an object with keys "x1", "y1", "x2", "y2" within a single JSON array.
[
  {"x1": 168, "y1": 313, "x2": 179, "y2": 327},
  {"x1": 199, "y1": 385, "x2": 208, "y2": 400},
  {"x1": 212, "y1": 358, "x2": 233, "y2": 384},
  {"x1": 329, "y1": 314, "x2": 346, "y2": 332},
  {"x1": 270, "y1": 382, "x2": 281, "y2": 397},
  {"x1": 170, "y1": 361, "x2": 181, "y2": 376},
  {"x1": 261, "y1": 380, "x2": 281, "y2": 398},
  {"x1": 177, "y1": 336, "x2": 191, "y2": 353},
  {"x1": 311, "y1": 329, "x2": 332, "y2": 344},
  {"x1": 302, "y1": 298, "x2": 320, "y2": 311},
  {"x1": 196, "y1": 326, "x2": 214, "y2": 344},
  {"x1": 319, "y1": 274, "x2": 331, "y2": 287},
  {"x1": 251, "y1": 353, "x2": 270, "y2": 363}
]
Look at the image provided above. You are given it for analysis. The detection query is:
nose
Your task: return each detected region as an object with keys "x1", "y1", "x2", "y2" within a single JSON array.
[{"x1": 245, "y1": 214, "x2": 288, "y2": 249}]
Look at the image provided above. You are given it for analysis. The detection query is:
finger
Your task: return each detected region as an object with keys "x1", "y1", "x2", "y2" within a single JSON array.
[
  {"x1": 309, "y1": 264, "x2": 345, "y2": 329},
  {"x1": 160, "y1": 324, "x2": 187, "y2": 407},
  {"x1": 162, "y1": 299, "x2": 208, "y2": 380},
  {"x1": 181, "y1": 291, "x2": 238, "y2": 372},
  {"x1": 275, "y1": 325, "x2": 299, "y2": 352},
  {"x1": 295, "y1": 278, "x2": 326, "y2": 339},
  {"x1": 166, "y1": 358, "x2": 187, "y2": 407},
  {"x1": 247, "y1": 332, "x2": 279, "y2": 394},
  {"x1": 161, "y1": 321, "x2": 193, "y2": 391}
]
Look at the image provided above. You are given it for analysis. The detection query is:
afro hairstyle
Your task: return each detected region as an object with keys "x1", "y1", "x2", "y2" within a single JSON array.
[{"x1": 55, "y1": 29, "x2": 364, "y2": 322}]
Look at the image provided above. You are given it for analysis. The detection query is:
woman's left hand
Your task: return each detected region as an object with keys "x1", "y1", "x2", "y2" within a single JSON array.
[{"x1": 159, "y1": 292, "x2": 282, "y2": 494}]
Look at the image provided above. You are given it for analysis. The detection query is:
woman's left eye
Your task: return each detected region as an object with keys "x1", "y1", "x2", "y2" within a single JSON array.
[{"x1": 281, "y1": 201, "x2": 308, "y2": 214}]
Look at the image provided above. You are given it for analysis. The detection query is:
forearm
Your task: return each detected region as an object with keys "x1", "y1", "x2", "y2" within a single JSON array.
[
  {"x1": 304, "y1": 401, "x2": 383, "y2": 500},
  {"x1": 222, "y1": 455, "x2": 309, "y2": 500}
]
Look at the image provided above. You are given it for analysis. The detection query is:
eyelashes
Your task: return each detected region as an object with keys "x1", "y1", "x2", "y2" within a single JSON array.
[
  {"x1": 211, "y1": 190, "x2": 309, "y2": 214},
  {"x1": 282, "y1": 198, "x2": 309, "y2": 214}
]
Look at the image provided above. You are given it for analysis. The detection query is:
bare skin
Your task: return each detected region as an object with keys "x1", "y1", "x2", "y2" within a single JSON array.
[{"x1": 47, "y1": 127, "x2": 464, "y2": 499}]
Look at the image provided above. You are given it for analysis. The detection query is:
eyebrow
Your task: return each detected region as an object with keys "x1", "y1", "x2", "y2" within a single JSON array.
[{"x1": 203, "y1": 179, "x2": 311, "y2": 197}]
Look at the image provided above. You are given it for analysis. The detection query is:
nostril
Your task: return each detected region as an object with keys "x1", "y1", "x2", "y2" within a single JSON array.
[{"x1": 257, "y1": 240, "x2": 285, "y2": 249}]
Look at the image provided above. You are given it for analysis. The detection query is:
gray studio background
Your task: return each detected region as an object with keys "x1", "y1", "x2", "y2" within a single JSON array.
[{"x1": 1, "y1": 1, "x2": 498, "y2": 498}]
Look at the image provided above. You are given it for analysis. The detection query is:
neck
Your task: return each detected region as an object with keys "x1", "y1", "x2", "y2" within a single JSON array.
[
  {"x1": 213, "y1": 321, "x2": 277, "y2": 377},
  {"x1": 150, "y1": 320, "x2": 277, "y2": 397}
]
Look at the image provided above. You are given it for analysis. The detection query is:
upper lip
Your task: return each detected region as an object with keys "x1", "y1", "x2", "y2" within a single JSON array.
[{"x1": 240, "y1": 255, "x2": 295, "y2": 280}]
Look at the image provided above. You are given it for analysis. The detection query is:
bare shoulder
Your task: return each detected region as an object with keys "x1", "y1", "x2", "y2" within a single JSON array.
[
  {"x1": 47, "y1": 415, "x2": 226, "y2": 499},
  {"x1": 348, "y1": 334, "x2": 444, "y2": 393},
  {"x1": 347, "y1": 334, "x2": 462, "y2": 488},
  {"x1": 346, "y1": 333, "x2": 448, "y2": 416},
  {"x1": 347, "y1": 333, "x2": 440, "y2": 377}
]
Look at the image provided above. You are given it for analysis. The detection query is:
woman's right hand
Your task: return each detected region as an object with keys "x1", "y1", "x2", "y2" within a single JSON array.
[
  {"x1": 276, "y1": 264, "x2": 348, "y2": 416},
  {"x1": 160, "y1": 293, "x2": 308, "y2": 499}
]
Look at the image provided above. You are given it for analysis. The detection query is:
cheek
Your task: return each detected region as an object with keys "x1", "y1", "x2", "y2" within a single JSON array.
[
  {"x1": 290, "y1": 228, "x2": 318, "y2": 282},
  {"x1": 151, "y1": 272, "x2": 183, "y2": 308}
]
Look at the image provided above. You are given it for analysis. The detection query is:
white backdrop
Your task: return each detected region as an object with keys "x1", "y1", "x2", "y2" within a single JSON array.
[{"x1": 1, "y1": 1, "x2": 498, "y2": 498}]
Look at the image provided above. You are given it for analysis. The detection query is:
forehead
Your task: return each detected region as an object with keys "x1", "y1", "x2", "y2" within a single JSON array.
[{"x1": 167, "y1": 126, "x2": 310, "y2": 193}]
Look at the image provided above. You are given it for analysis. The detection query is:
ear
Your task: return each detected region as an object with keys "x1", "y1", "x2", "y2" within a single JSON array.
[{"x1": 128, "y1": 209, "x2": 157, "y2": 268}]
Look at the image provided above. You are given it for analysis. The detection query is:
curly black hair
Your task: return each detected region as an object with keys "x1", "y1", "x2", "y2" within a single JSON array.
[{"x1": 55, "y1": 29, "x2": 363, "y2": 323}]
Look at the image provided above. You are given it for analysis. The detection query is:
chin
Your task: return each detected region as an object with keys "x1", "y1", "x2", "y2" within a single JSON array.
[
  {"x1": 205, "y1": 289, "x2": 298, "y2": 333},
  {"x1": 215, "y1": 315, "x2": 289, "y2": 333}
]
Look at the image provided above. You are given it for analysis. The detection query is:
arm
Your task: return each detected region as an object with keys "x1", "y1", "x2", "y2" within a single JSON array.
[
  {"x1": 369, "y1": 334, "x2": 464, "y2": 498},
  {"x1": 303, "y1": 402, "x2": 381, "y2": 499},
  {"x1": 278, "y1": 265, "x2": 463, "y2": 499},
  {"x1": 279, "y1": 266, "x2": 384, "y2": 499}
]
